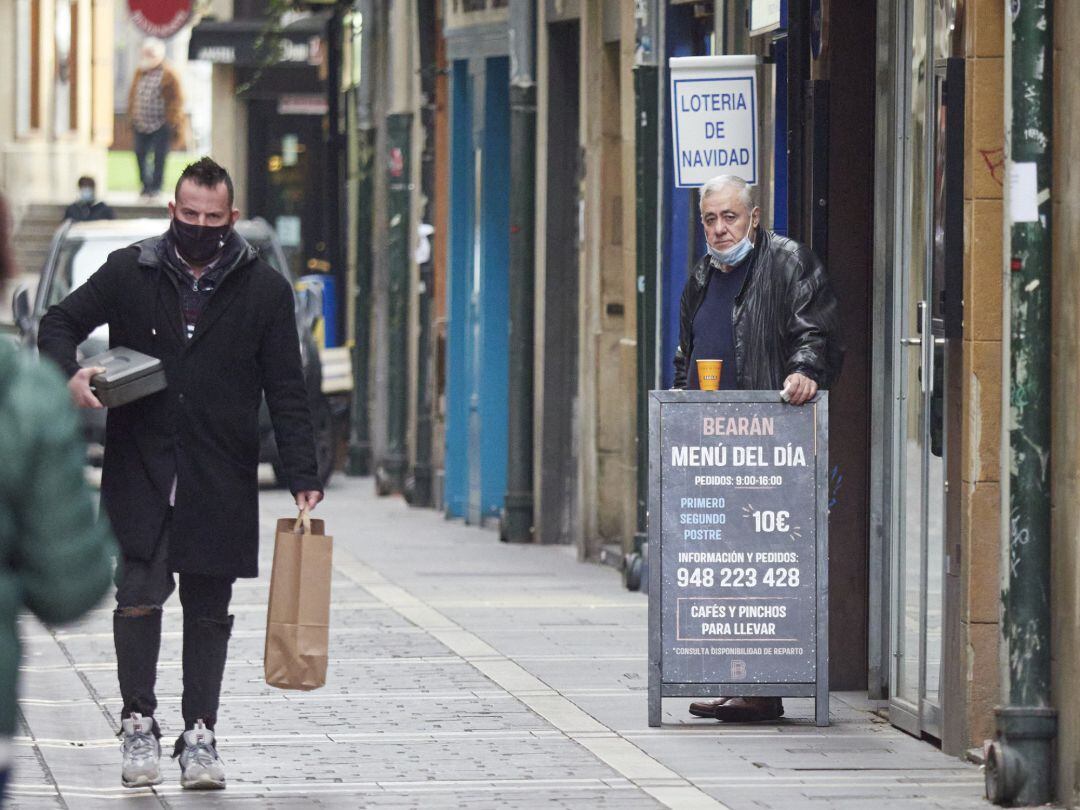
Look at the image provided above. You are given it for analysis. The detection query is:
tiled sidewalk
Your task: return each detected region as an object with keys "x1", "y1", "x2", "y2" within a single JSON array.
[{"x1": 8, "y1": 477, "x2": 988, "y2": 809}]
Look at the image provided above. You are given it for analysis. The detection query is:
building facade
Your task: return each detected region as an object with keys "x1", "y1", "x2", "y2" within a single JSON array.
[
  {"x1": 219, "y1": 1, "x2": 1076, "y2": 800},
  {"x1": 0, "y1": 0, "x2": 115, "y2": 207}
]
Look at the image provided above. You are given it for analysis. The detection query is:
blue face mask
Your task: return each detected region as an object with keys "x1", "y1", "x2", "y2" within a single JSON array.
[
  {"x1": 707, "y1": 217, "x2": 755, "y2": 268},
  {"x1": 79, "y1": 187, "x2": 95, "y2": 203}
]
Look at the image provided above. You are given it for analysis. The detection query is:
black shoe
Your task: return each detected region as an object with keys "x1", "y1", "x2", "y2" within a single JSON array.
[
  {"x1": 713, "y1": 696, "x2": 784, "y2": 723},
  {"x1": 688, "y1": 697, "x2": 731, "y2": 718}
]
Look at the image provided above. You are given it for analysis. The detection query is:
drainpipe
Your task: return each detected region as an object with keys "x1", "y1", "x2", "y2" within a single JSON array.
[
  {"x1": 374, "y1": 1, "x2": 413, "y2": 496},
  {"x1": 406, "y1": 0, "x2": 437, "y2": 507},
  {"x1": 377, "y1": 110, "x2": 413, "y2": 495},
  {"x1": 984, "y1": 1, "x2": 1056, "y2": 805},
  {"x1": 625, "y1": 0, "x2": 663, "y2": 589},
  {"x1": 347, "y1": 0, "x2": 376, "y2": 477},
  {"x1": 501, "y1": 0, "x2": 537, "y2": 543}
]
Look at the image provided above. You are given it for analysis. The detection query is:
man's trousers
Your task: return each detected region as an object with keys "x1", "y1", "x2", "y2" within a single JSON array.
[{"x1": 113, "y1": 512, "x2": 234, "y2": 734}]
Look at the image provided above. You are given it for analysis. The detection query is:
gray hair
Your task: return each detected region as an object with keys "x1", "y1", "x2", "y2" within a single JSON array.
[{"x1": 699, "y1": 175, "x2": 756, "y2": 213}]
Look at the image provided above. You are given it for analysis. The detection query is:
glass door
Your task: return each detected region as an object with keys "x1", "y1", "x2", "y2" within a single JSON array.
[{"x1": 888, "y1": 0, "x2": 952, "y2": 740}]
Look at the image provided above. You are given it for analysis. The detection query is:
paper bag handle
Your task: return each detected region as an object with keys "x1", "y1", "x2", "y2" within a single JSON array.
[{"x1": 293, "y1": 509, "x2": 312, "y2": 536}]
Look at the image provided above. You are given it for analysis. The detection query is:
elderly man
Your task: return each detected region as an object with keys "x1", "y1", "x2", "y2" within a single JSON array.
[
  {"x1": 128, "y1": 38, "x2": 184, "y2": 200},
  {"x1": 674, "y1": 174, "x2": 843, "y2": 722},
  {"x1": 39, "y1": 157, "x2": 323, "y2": 788}
]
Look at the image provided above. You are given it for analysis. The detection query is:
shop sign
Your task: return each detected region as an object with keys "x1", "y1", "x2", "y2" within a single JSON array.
[
  {"x1": 647, "y1": 390, "x2": 830, "y2": 727},
  {"x1": 749, "y1": 0, "x2": 782, "y2": 36},
  {"x1": 669, "y1": 56, "x2": 759, "y2": 188},
  {"x1": 128, "y1": 0, "x2": 192, "y2": 39},
  {"x1": 278, "y1": 94, "x2": 329, "y2": 116}
]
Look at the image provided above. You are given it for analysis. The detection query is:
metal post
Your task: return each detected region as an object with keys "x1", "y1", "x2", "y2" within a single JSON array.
[
  {"x1": 627, "y1": 0, "x2": 662, "y2": 588},
  {"x1": 347, "y1": 0, "x2": 377, "y2": 477},
  {"x1": 501, "y1": 0, "x2": 537, "y2": 542},
  {"x1": 985, "y1": 1, "x2": 1057, "y2": 805},
  {"x1": 376, "y1": 111, "x2": 413, "y2": 495},
  {"x1": 785, "y1": 0, "x2": 809, "y2": 242},
  {"x1": 326, "y1": 6, "x2": 346, "y2": 343},
  {"x1": 407, "y1": 0, "x2": 437, "y2": 507}
]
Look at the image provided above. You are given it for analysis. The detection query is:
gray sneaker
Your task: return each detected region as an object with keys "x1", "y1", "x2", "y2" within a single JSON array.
[
  {"x1": 120, "y1": 713, "x2": 162, "y2": 787},
  {"x1": 178, "y1": 720, "x2": 226, "y2": 790}
]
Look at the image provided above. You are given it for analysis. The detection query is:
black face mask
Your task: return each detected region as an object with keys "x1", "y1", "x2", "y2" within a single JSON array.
[{"x1": 170, "y1": 217, "x2": 231, "y2": 265}]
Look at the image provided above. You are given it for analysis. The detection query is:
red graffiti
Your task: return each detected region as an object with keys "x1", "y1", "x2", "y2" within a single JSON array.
[{"x1": 979, "y1": 147, "x2": 1006, "y2": 187}]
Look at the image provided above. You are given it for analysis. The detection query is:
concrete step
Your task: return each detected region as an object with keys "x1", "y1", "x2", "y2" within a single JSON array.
[{"x1": 12, "y1": 201, "x2": 168, "y2": 275}]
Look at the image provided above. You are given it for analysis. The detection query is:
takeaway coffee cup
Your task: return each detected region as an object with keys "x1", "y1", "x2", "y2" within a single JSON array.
[{"x1": 696, "y1": 359, "x2": 723, "y2": 391}]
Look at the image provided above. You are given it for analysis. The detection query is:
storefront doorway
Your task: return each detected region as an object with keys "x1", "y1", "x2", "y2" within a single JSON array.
[
  {"x1": 884, "y1": 0, "x2": 962, "y2": 741},
  {"x1": 247, "y1": 101, "x2": 331, "y2": 283}
]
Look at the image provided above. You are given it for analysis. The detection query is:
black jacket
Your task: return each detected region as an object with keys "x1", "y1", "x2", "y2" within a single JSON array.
[
  {"x1": 38, "y1": 232, "x2": 320, "y2": 578},
  {"x1": 64, "y1": 200, "x2": 115, "y2": 222},
  {"x1": 674, "y1": 229, "x2": 844, "y2": 390}
]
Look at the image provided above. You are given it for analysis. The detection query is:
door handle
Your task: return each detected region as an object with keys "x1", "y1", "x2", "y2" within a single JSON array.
[
  {"x1": 928, "y1": 336, "x2": 946, "y2": 396},
  {"x1": 899, "y1": 301, "x2": 928, "y2": 348}
]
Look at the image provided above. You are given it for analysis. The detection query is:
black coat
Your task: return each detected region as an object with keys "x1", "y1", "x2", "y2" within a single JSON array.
[
  {"x1": 38, "y1": 233, "x2": 321, "y2": 578},
  {"x1": 673, "y1": 229, "x2": 844, "y2": 390}
]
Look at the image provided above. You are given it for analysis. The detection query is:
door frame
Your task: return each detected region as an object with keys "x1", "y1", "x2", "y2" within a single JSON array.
[{"x1": 875, "y1": 0, "x2": 965, "y2": 741}]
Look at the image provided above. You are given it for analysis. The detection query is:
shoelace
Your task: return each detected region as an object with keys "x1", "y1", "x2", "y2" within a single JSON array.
[
  {"x1": 186, "y1": 740, "x2": 219, "y2": 768},
  {"x1": 126, "y1": 731, "x2": 156, "y2": 760}
]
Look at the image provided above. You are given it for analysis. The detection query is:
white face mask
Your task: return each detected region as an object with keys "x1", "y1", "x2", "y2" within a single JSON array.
[{"x1": 707, "y1": 216, "x2": 755, "y2": 267}]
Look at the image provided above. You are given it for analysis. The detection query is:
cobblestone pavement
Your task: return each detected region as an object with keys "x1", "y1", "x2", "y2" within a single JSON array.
[{"x1": 9, "y1": 476, "x2": 988, "y2": 809}]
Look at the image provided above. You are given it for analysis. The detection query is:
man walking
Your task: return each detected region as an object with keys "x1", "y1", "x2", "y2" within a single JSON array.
[
  {"x1": 39, "y1": 158, "x2": 323, "y2": 789},
  {"x1": 128, "y1": 38, "x2": 184, "y2": 200},
  {"x1": 674, "y1": 173, "x2": 843, "y2": 722}
]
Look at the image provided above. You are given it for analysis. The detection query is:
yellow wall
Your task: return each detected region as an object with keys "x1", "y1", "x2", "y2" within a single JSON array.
[{"x1": 960, "y1": 0, "x2": 1004, "y2": 748}]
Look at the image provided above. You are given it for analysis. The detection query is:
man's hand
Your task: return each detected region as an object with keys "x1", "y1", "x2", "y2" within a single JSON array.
[
  {"x1": 68, "y1": 367, "x2": 105, "y2": 409},
  {"x1": 782, "y1": 373, "x2": 818, "y2": 406},
  {"x1": 295, "y1": 490, "x2": 324, "y2": 512}
]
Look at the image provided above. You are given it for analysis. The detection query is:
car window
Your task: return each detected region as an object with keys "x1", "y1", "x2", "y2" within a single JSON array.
[
  {"x1": 47, "y1": 237, "x2": 125, "y2": 309},
  {"x1": 46, "y1": 236, "x2": 136, "y2": 343},
  {"x1": 249, "y1": 238, "x2": 284, "y2": 275}
]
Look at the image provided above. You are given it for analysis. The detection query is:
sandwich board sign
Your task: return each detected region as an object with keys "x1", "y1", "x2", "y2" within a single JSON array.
[
  {"x1": 647, "y1": 390, "x2": 829, "y2": 727},
  {"x1": 669, "y1": 55, "x2": 760, "y2": 188}
]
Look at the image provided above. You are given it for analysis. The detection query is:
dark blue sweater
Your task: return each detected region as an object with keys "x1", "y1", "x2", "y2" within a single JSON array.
[{"x1": 687, "y1": 260, "x2": 749, "y2": 389}]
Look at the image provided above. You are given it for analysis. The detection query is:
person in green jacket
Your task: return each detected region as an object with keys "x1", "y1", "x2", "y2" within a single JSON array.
[{"x1": 0, "y1": 192, "x2": 116, "y2": 803}]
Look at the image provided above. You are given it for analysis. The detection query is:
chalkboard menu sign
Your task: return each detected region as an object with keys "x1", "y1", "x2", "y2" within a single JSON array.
[{"x1": 647, "y1": 390, "x2": 829, "y2": 727}]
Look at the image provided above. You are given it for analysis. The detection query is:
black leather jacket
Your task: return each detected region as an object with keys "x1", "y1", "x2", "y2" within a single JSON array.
[{"x1": 673, "y1": 229, "x2": 844, "y2": 390}]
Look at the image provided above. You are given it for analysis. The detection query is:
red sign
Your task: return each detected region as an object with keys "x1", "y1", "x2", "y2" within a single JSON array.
[
  {"x1": 388, "y1": 148, "x2": 405, "y2": 178},
  {"x1": 127, "y1": 0, "x2": 193, "y2": 39}
]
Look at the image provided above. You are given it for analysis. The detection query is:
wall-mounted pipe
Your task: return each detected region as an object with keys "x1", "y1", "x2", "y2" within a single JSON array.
[{"x1": 985, "y1": 0, "x2": 1057, "y2": 805}]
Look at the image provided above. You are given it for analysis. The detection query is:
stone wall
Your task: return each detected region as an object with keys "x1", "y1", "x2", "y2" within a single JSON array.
[{"x1": 960, "y1": 0, "x2": 1004, "y2": 749}]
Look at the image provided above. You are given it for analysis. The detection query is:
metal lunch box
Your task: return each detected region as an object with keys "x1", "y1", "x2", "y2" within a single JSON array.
[{"x1": 81, "y1": 347, "x2": 168, "y2": 408}]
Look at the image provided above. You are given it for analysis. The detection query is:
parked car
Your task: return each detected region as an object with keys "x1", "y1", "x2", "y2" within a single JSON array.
[{"x1": 10, "y1": 217, "x2": 337, "y2": 487}]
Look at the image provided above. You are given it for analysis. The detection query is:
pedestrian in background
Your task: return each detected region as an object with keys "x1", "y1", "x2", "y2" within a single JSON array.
[
  {"x1": 674, "y1": 173, "x2": 843, "y2": 722},
  {"x1": 128, "y1": 39, "x2": 184, "y2": 202},
  {"x1": 64, "y1": 176, "x2": 115, "y2": 222},
  {"x1": 38, "y1": 158, "x2": 323, "y2": 791},
  {"x1": 0, "y1": 192, "x2": 116, "y2": 806}
]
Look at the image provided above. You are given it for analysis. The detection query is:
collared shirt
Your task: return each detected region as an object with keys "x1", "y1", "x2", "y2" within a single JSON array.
[{"x1": 132, "y1": 68, "x2": 167, "y2": 133}]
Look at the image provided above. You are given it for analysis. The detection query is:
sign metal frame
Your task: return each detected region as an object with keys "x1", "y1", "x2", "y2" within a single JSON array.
[
  {"x1": 669, "y1": 55, "x2": 760, "y2": 189},
  {"x1": 647, "y1": 390, "x2": 830, "y2": 727}
]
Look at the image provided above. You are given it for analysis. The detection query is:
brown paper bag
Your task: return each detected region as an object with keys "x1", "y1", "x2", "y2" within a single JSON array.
[{"x1": 264, "y1": 511, "x2": 333, "y2": 690}]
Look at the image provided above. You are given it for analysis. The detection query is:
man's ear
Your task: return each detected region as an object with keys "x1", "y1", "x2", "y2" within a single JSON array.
[
  {"x1": 751, "y1": 207, "x2": 761, "y2": 230},
  {"x1": 168, "y1": 201, "x2": 176, "y2": 219},
  {"x1": 230, "y1": 208, "x2": 241, "y2": 225}
]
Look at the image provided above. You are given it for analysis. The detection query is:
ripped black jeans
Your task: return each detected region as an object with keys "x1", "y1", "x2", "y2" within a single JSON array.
[{"x1": 114, "y1": 512, "x2": 234, "y2": 735}]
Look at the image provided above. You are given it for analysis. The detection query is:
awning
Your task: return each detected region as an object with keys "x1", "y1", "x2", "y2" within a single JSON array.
[{"x1": 187, "y1": 13, "x2": 329, "y2": 68}]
